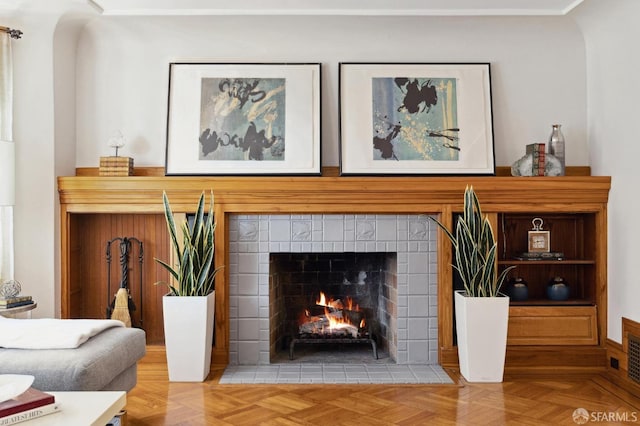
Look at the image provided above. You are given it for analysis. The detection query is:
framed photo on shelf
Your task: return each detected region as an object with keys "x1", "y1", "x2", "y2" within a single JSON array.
[
  {"x1": 165, "y1": 62, "x2": 321, "y2": 176},
  {"x1": 339, "y1": 62, "x2": 495, "y2": 175}
]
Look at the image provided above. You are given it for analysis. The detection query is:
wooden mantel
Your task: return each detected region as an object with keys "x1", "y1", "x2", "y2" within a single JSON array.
[
  {"x1": 58, "y1": 170, "x2": 611, "y2": 369},
  {"x1": 59, "y1": 174, "x2": 610, "y2": 213}
]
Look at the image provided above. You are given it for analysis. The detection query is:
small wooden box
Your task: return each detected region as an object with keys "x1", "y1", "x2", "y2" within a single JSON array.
[{"x1": 99, "y1": 156, "x2": 134, "y2": 176}]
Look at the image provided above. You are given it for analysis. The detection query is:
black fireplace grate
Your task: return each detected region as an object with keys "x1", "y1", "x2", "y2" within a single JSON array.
[{"x1": 289, "y1": 336, "x2": 378, "y2": 360}]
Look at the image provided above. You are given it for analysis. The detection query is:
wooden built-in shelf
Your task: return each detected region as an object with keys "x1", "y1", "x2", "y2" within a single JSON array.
[
  {"x1": 500, "y1": 260, "x2": 596, "y2": 265},
  {"x1": 509, "y1": 299, "x2": 594, "y2": 306},
  {"x1": 58, "y1": 168, "x2": 610, "y2": 372}
]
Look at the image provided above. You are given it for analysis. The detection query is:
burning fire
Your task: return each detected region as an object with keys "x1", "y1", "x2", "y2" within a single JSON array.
[
  {"x1": 316, "y1": 292, "x2": 360, "y2": 312},
  {"x1": 299, "y1": 291, "x2": 366, "y2": 338}
]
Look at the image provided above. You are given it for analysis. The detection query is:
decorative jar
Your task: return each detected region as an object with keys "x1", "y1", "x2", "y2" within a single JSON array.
[
  {"x1": 547, "y1": 276, "x2": 569, "y2": 301},
  {"x1": 505, "y1": 277, "x2": 528, "y2": 301}
]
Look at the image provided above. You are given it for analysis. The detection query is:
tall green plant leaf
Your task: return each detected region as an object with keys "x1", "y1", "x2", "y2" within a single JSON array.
[
  {"x1": 428, "y1": 185, "x2": 515, "y2": 297},
  {"x1": 155, "y1": 190, "x2": 222, "y2": 296}
]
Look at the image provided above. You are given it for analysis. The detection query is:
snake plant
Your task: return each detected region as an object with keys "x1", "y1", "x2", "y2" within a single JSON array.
[
  {"x1": 430, "y1": 186, "x2": 515, "y2": 297},
  {"x1": 155, "y1": 191, "x2": 220, "y2": 296}
]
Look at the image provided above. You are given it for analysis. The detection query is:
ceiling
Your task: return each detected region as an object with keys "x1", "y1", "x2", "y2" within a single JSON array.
[{"x1": 87, "y1": 0, "x2": 585, "y2": 16}]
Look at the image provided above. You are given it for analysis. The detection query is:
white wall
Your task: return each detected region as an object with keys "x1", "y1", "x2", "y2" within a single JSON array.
[
  {"x1": 74, "y1": 15, "x2": 588, "y2": 168},
  {"x1": 10, "y1": 13, "x2": 59, "y2": 318},
  {"x1": 6, "y1": 7, "x2": 604, "y2": 321},
  {"x1": 4, "y1": 1, "x2": 93, "y2": 318},
  {"x1": 572, "y1": 0, "x2": 640, "y2": 342},
  {"x1": 53, "y1": 7, "x2": 96, "y2": 315}
]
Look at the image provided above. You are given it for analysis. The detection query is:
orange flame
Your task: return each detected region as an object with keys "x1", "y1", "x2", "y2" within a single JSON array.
[
  {"x1": 325, "y1": 306, "x2": 358, "y2": 336},
  {"x1": 316, "y1": 292, "x2": 344, "y2": 310},
  {"x1": 299, "y1": 292, "x2": 365, "y2": 337},
  {"x1": 316, "y1": 292, "x2": 361, "y2": 312},
  {"x1": 344, "y1": 296, "x2": 360, "y2": 312}
]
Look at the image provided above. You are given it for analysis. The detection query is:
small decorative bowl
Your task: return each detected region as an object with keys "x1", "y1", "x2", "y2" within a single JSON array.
[{"x1": 0, "y1": 374, "x2": 34, "y2": 403}]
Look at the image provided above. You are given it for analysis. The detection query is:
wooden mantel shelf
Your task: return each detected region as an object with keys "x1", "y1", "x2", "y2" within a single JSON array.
[{"x1": 58, "y1": 174, "x2": 610, "y2": 213}]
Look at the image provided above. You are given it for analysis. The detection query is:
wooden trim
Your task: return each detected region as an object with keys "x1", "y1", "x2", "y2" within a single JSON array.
[
  {"x1": 596, "y1": 206, "x2": 608, "y2": 344},
  {"x1": 505, "y1": 346, "x2": 607, "y2": 373},
  {"x1": 443, "y1": 345, "x2": 607, "y2": 374},
  {"x1": 607, "y1": 338, "x2": 627, "y2": 371},
  {"x1": 59, "y1": 176, "x2": 611, "y2": 211},
  {"x1": 622, "y1": 317, "x2": 640, "y2": 354},
  {"x1": 59, "y1": 205, "x2": 70, "y2": 318},
  {"x1": 437, "y1": 204, "x2": 454, "y2": 364},
  {"x1": 605, "y1": 318, "x2": 640, "y2": 399},
  {"x1": 75, "y1": 165, "x2": 591, "y2": 177}
]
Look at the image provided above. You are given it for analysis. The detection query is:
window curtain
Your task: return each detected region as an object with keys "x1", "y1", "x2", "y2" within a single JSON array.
[{"x1": 0, "y1": 32, "x2": 14, "y2": 282}]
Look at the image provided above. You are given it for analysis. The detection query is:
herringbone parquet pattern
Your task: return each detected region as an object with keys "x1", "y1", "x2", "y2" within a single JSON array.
[{"x1": 125, "y1": 348, "x2": 640, "y2": 425}]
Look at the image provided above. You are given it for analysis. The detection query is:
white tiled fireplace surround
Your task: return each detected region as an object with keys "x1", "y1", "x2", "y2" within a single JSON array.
[{"x1": 227, "y1": 214, "x2": 439, "y2": 367}]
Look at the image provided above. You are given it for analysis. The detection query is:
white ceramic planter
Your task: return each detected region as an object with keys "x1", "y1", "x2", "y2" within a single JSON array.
[
  {"x1": 454, "y1": 290, "x2": 509, "y2": 383},
  {"x1": 163, "y1": 291, "x2": 215, "y2": 382}
]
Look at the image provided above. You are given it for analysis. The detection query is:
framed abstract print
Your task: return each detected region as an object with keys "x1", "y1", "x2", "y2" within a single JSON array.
[
  {"x1": 339, "y1": 62, "x2": 495, "y2": 175},
  {"x1": 165, "y1": 62, "x2": 321, "y2": 175}
]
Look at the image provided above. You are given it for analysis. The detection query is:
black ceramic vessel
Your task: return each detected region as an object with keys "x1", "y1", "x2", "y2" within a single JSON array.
[{"x1": 506, "y1": 277, "x2": 528, "y2": 301}]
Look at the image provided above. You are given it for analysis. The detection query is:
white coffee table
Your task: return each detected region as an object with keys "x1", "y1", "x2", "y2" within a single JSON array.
[{"x1": 24, "y1": 391, "x2": 126, "y2": 426}]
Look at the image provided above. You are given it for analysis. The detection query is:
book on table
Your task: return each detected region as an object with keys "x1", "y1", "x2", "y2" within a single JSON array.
[
  {"x1": 0, "y1": 387, "x2": 55, "y2": 418},
  {"x1": 0, "y1": 301, "x2": 34, "y2": 310},
  {"x1": 0, "y1": 296, "x2": 32, "y2": 307},
  {"x1": 0, "y1": 402, "x2": 60, "y2": 425}
]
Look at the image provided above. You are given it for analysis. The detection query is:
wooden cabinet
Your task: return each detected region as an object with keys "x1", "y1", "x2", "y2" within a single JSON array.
[
  {"x1": 499, "y1": 213, "x2": 596, "y2": 303},
  {"x1": 58, "y1": 168, "x2": 610, "y2": 371},
  {"x1": 497, "y1": 213, "x2": 602, "y2": 346},
  {"x1": 507, "y1": 306, "x2": 598, "y2": 345}
]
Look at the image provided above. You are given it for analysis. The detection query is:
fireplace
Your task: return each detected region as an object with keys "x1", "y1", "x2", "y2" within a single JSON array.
[
  {"x1": 228, "y1": 214, "x2": 438, "y2": 365},
  {"x1": 269, "y1": 252, "x2": 396, "y2": 361}
]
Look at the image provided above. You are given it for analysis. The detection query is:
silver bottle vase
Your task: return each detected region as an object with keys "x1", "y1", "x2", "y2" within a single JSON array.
[{"x1": 548, "y1": 124, "x2": 565, "y2": 175}]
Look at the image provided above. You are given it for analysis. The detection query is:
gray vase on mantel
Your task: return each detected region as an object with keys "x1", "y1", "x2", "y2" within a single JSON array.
[{"x1": 548, "y1": 124, "x2": 565, "y2": 176}]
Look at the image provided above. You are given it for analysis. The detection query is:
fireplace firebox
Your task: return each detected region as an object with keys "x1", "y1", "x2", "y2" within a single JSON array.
[{"x1": 270, "y1": 253, "x2": 395, "y2": 360}]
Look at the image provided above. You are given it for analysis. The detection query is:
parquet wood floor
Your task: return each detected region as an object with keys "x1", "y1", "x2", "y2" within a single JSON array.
[{"x1": 126, "y1": 347, "x2": 640, "y2": 425}]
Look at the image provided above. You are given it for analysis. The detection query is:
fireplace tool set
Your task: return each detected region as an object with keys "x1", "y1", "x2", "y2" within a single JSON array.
[{"x1": 106, "y1": 236, "x2": 143, "y2": 328}]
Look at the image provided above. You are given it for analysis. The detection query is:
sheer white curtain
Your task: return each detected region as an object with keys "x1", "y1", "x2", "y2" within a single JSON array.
[{"x1": 0, "y1": 32, "x2": 15, "y2": 282}]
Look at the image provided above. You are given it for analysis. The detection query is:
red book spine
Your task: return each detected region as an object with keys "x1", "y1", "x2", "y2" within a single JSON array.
[
  {"x1": 0, "y1": 389, "x2": 55, "y2": 418},
  {"x1": 526, "y1": 143, "x2": 546, "y2": 176},
  {"x1": 537, "y1": 149, "x2": 546, "y2": 176}
]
